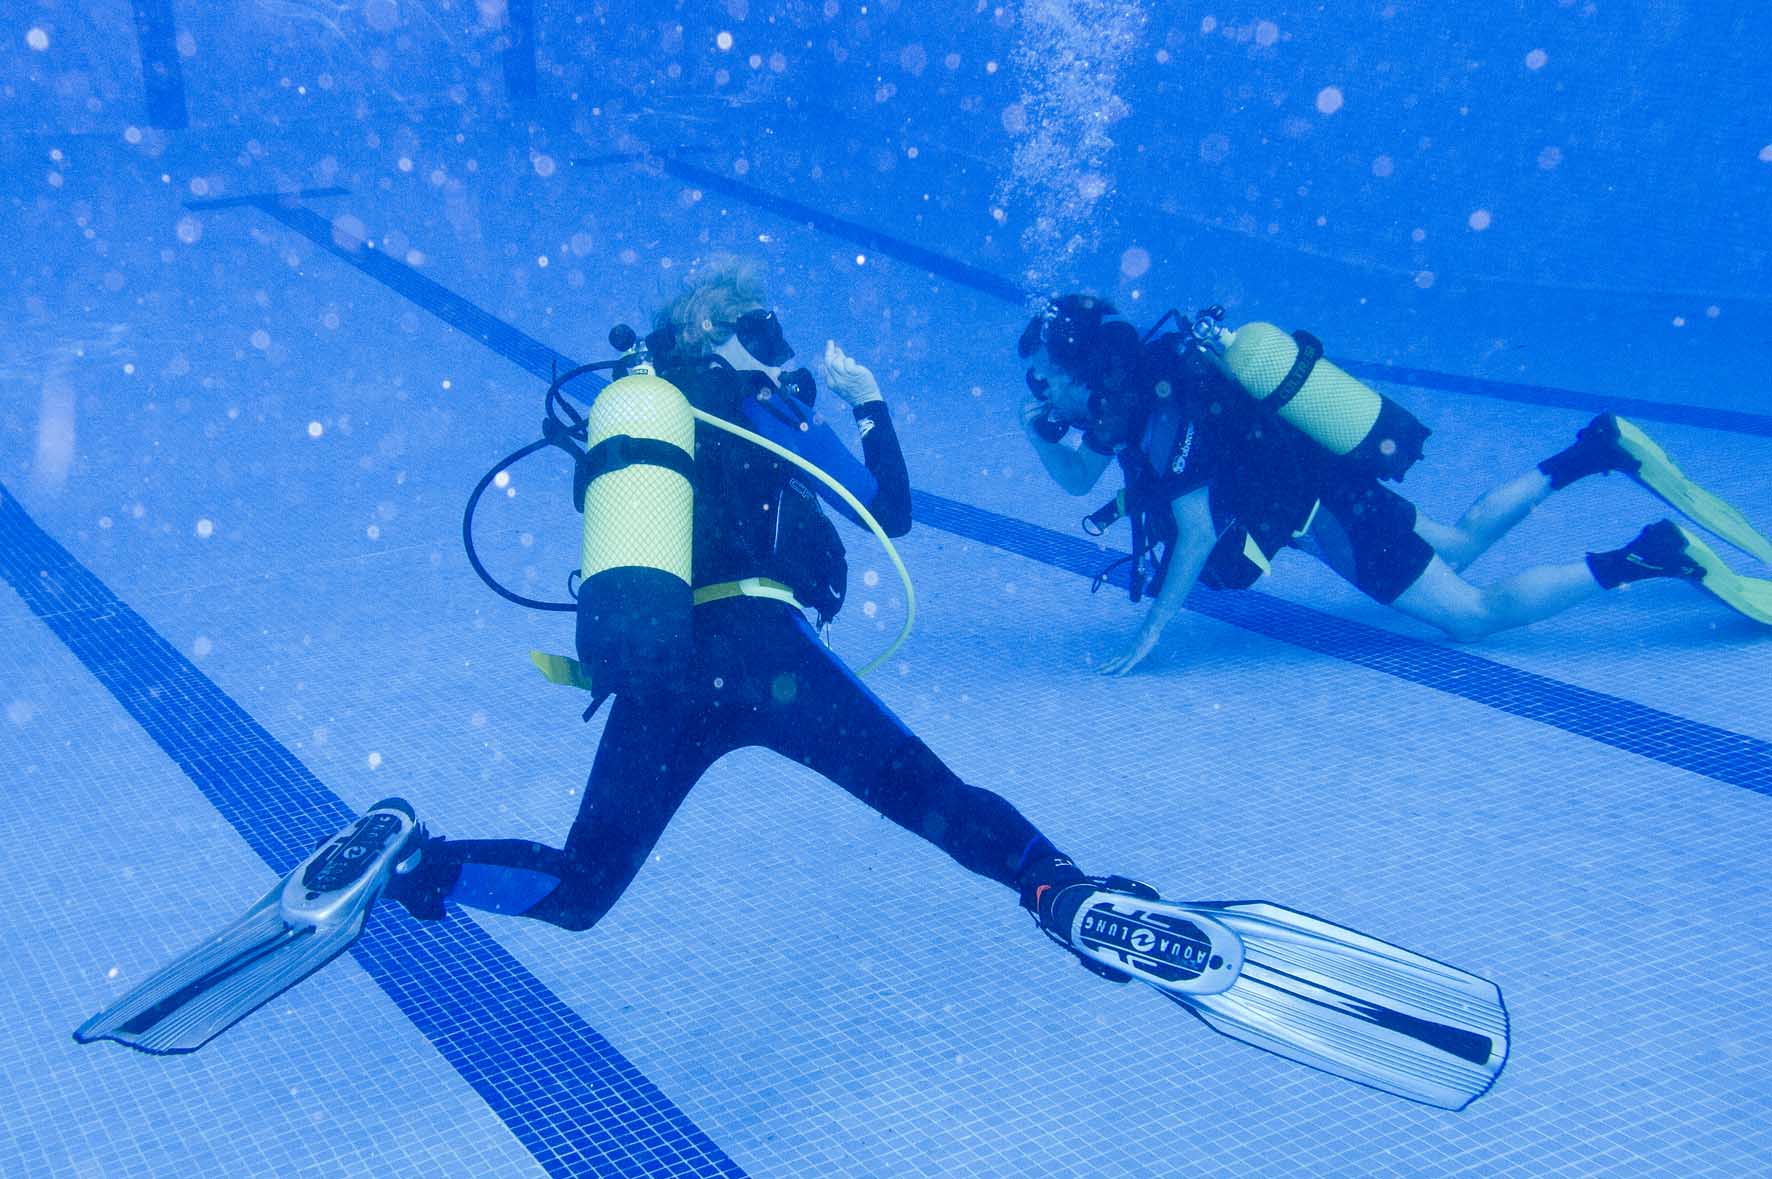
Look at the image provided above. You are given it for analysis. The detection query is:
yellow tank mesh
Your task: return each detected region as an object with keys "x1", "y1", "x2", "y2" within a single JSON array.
[
  {"x1": 580, "y1": 373, "x2": 695, "y2": 581},
  {"x1": 1222, "y1": 322, "x2": 1299, "y2": 397},
  {"x1": 1223, "y1": 322, "x2": 1382, "y2": 456}
]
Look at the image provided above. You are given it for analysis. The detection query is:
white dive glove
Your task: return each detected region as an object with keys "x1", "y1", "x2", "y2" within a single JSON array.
[{"x1": 823, "y1": 340, "x2": 884, "y2": 408}]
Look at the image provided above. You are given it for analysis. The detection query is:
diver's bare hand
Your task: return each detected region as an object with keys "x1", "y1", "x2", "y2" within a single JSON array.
[
  {"x1": 824, "y1": 340, "x2": 883, "y2": 407},
  {"x1": 1097, "y1": 628, "x2": 1161, "y2": 676}
]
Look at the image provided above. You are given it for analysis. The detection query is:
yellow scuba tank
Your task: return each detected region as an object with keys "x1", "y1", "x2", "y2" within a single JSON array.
[
  {"x1": 575, "y1": 366, "x2": 697, "y2": 694},
  {"x1": 1218, "y1": 321, "x2": 1429, "y2": 481}
]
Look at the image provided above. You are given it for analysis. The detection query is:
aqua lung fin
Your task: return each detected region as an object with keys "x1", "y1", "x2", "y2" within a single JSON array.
[
  {"x1": 1046, "y1": 883, "x2": 1508, "y2": 1110},
  {"x1": 1605, "y1": 417, "x2": 1772, "y2": 565},
  {"x1": 1670, "y1": 524, "x2": 1772, "y2": 625},
  {"x1": 74, "y1": 799, "x2": 419, "y2": 1054}
]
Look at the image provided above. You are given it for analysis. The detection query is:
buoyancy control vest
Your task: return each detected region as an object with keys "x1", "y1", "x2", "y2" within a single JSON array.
[{"x1": 1086, "y1": 311, "x2": 1425, "y2": 600}]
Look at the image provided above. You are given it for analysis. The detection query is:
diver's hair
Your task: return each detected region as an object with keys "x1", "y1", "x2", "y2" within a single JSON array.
[{"x1": 653, "y1": 254, "x2": 769, "y2": 355}]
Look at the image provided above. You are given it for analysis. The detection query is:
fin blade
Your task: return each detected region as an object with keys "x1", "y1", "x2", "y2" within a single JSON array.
[
  {"x1": 74, "y1": 889, "x2": 288, "y2": 1052},
  {"x1": 1166, "y1": 901, "x2": 1508, "y2": 1110},
  {"x1": 1675, "y1": 525, "x2": 1772, "y2": 625},
  {"x1": 74, "y1": 801, "x2": 417, "y2": 1054},
  {"x1": 73, "y1": 899, "x2": 367, "y2": 1054},
  {"x1": 1617, "y1": 418, "x2": 1772, "y2": 564}
]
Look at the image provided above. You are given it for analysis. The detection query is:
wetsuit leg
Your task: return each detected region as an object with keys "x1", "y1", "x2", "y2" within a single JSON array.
[
  {"x1": 412, "y1": 689, "x2": 728, "y2": 932},
  {"x1": 389, "y1": 598, "x2": 1066, "y2": 927},
  {"x1": 744, "y1": 608, "x2": 1061, "y2": 889}
]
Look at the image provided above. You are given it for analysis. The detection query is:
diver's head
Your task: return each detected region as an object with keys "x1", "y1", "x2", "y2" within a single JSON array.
[
  {"x1": 1018, "y1": 294, "x2": 1145, "y2": 441},
  {"x1": 1022, "y1": 347, "x2": 1094, "y2": 426},
  {"x1": 654, "y1": 254, "x2": 794, "y2": 383}
]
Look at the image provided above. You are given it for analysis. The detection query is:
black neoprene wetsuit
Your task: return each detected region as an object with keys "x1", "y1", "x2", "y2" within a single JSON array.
[{"x1": 390, "y1": 357, "x2": 1068, "y2": 929}]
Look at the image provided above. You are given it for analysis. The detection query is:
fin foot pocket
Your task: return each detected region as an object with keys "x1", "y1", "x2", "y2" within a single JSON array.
[{"x1": 1037, "y1": 879, "x2": 1244, "y2": 997}]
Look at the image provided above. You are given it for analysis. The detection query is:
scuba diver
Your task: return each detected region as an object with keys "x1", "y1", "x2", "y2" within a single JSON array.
[
  {"x1": 372, "y1": 256, "x2": 1087, "y2": 935},
  {"x1": 1018, "y1": 295, "x2": 1772, "y2": 675},
  {"x1": 74, "y1": 260, "x2": 1509, "y2": 1111}
]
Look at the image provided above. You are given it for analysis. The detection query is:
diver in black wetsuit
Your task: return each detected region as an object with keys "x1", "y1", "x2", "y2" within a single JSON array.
[
  {"x1": 1019, "y1": 295, "x2": 1771, "y2": 674},
  {"x1": 386, "y1": 258, "x2": 1088, "y2": 932}
]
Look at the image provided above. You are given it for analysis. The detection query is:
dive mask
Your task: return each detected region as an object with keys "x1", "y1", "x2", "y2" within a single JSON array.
[{"x1": 728, "y1": 309, "x2": 795, "y2": 367}]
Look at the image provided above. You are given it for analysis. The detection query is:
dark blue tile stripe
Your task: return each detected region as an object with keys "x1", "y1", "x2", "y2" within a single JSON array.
[
  {"x1": 650, "y1": 153, "x2": 1772, "y2": 440},
  {"x1": 648, "y1": 155, "x2": 1029, "y2": 305},
  {"x1": 1336, "y1": 359, "x2": 1772, "y2": 439},
  {"x1": 0, "y1": 484, "x2": 746, "y2": 1179},
  {"x1": 503, "y1": 0, "x2": 538, "y2": 101},
  {"x1": 230, "y1": 192, "x2": 1772, "y2": 798},
  {"x1": 128, "y1": 0, "x2": 188, "y2": 130},
  {"x1": 186, "y1": 187, "x2": 351, "y2": 211},
  {"x1": 247, "y1": 198, "x2": 564, "y2": 382},
  {"x1": 913, "y1": 489, "x2": 1772, "y2": 796}
]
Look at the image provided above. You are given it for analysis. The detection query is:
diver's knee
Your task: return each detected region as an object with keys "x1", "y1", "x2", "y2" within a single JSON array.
[
  {"x1": 532, "y1": 886, "x2": 613, "y2": 932},
  {"x1": 1436, "y1": 596, "x2": 1504, "y2": 643}
]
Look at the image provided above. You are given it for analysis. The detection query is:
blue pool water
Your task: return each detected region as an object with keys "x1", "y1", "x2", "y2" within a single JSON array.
[{"x1": 4, "y1": 4, "x2": 1770, "y2": 1175}]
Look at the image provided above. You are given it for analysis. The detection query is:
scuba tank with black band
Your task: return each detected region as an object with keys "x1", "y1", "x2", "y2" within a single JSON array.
[
  {"x1": 1186, "y1": 306, "x2": 1430, "y2": 483},
  {"x1": 461, "y1": 322, "x2": 918, "y2": 713}
]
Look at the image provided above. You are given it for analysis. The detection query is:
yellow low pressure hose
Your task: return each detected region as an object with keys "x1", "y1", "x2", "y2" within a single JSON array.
[{"x1": 689, "y1": 407, "x2": 916, "y2": 675}]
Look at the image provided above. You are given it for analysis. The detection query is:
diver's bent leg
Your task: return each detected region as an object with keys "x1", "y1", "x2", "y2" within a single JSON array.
[
  {"x1": 1390, "y1": 554, "x2": 1602, "y2": 641},
  {"x1": 387, "y1": 693, "x2": 720, "y2": 932},
  {"x1": 1422, "y1": 469, "x2": 1554, "y2": 570},
  {"x1": 386, "y1": 833, "x2": 668, "y2": 933}
]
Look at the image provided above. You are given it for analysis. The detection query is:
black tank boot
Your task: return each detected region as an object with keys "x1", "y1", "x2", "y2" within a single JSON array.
[
  {"x1": 380, "y1": 828, "x2": 459, "y2": 922},
  {"x1": 1538, "y1": 413, "x2": 1635, "y2": 490},
  {"x1": 1586, "y1": 519, "x2": 1702, "y2": 589}
]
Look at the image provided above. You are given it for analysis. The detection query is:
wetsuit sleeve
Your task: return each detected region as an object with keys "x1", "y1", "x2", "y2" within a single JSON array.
[{"x1": 850, "y1": 401, "x2": 912, "y2": 536}]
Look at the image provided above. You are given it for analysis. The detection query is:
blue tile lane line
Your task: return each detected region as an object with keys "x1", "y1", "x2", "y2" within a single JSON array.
[
  {"x1": 0, "y1": 485, "x2": 747, "y2": 1179},
  {"x1": 222, "y1": 191, "x2": 1772, "y2": 800},
  {"x1": 911, "y1": 490, "x2": 1772, "y2": 798},
  {"x1": 128, "y1": 0, "x2": 189, "y2": 130},
  {"x1": 643, "y1": 154, "x2": 1772, "y2": 440},
  {"x1": 502, "y1": 0, "x2": 538, "y2": 101},
  {"x1": 649, "y1": 155, "x2": 1030, "y2": 305}
]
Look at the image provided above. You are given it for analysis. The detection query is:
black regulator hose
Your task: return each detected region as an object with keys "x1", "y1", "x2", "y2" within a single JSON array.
[
  {"x1": 460, "y1": 330, "x2": 632, "y2": 614},
  {"x1": 461, "y1": 438, "x2": 578, "y2": 612}
]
